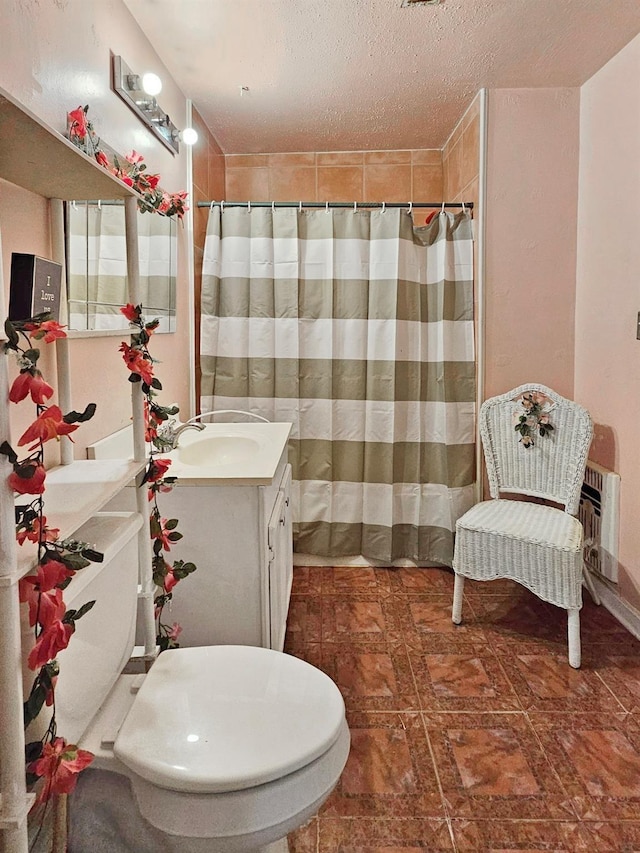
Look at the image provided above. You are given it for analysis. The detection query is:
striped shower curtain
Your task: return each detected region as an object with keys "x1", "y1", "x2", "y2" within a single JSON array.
[{"x1": 200, "y1": 206, "x2": 475, "y2": 565}]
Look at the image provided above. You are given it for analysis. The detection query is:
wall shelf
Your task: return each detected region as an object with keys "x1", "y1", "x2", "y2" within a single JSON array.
[
  {"x1": 15, "y1": 459, "x2": 146, "y2": 579},
  {"x1": 0, "y1": 88, "x2": 136, "y2": 200}
]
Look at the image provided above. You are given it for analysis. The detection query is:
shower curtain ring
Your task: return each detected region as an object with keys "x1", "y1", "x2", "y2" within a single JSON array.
[
  {"x1": 221, "y1": 200, "x2": 225, "y2": 213},
  {"x1": 407, "y1": 202, "x2": 412, "y2": 214},
  {"x1": 210, "y1": 201, "x2": 215, "y2": 211},
  {"x1": 353, "y1": 201, "x2": 357, "y2": 211},
  {"x1": 97, "y1": 199, "x2": 101, "y2": 210},
  {"x1": 381, "y1": 202, "x2": 386, "y2": 213},
  {"x1": 441, "y1": 200, "x2": 446, "y2": 213},
  {"x1": 461, "y1": 200, "x2": 466, "y2": 212},
  {"x1": 272, "y1": 201, "x2": 276, "y2": 213},
  {"x1": 299, "y1": 201, "x2": 303, "y2": 212},
  {"x1": 325, "y1": 201, "x2": 330, "y2": 213},
  {"x1": 247, "y1": 200, "x2": 251, "y2": 212}
]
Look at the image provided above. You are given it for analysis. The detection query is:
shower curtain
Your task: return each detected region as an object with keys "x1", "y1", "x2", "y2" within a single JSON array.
[
  {"x1": 67, "y1": 202, "x2": 176, "y2": 330},
  {"x1": 200, "y1": 206, "x2": 475, "y2": 565}
]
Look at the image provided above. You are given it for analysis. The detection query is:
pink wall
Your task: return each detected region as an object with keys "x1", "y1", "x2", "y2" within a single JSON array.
[
  {"x1": 485, "y1": 88, "x2": 579, "y2": 400},
  {"x1": 0, "y1": 0, "x2": 193, "y2": 458},
  {"x1": 575, "y1": 33, "x2": 640, "y2": 608}
]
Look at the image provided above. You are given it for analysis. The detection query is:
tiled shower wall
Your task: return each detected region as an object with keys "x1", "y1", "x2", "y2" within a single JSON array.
[
  {"x1": 224, "y1": 149, "x2": 444, "y2": 224},
  {"x1": 443, "y1": 93, "x2": 481, "y2": 209}
]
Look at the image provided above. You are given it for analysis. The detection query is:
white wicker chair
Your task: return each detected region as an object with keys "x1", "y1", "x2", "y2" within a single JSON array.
[{"x1": 452, "y1": 383, "x2": 599, "y2": 668}]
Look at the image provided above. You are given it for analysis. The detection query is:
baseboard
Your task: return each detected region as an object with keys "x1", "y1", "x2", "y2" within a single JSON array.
[
  {"x1": 292, "y1": 553, "x2": 444, "y2": 569},
  {"x1": 593, "y1": 574, "x2": 640, "y2": 641}
]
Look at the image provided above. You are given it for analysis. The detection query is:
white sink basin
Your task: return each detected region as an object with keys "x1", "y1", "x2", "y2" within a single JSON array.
[{"x1": 177, "y1": 435, "x2": 261, "y2": 467}]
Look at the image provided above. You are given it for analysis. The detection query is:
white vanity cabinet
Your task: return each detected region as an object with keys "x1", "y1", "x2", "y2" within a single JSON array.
[{"x1": 159, "y1": 452, "x2": 293, "y2": 651}]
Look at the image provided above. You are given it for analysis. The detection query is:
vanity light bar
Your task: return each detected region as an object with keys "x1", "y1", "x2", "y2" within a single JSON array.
[{"x1": 112, "y1": 55, "x2": 180, "y2": 155}]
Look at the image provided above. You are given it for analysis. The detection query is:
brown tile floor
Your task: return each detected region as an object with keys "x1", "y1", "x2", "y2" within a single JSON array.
[{"x1": 285, "y1": 565, "x2": 640, "y2": 852}]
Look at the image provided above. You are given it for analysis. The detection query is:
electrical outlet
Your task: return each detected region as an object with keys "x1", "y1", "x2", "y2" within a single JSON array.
[{"x1": 637, "y1": 311, "x2": 640, "y2": 340}]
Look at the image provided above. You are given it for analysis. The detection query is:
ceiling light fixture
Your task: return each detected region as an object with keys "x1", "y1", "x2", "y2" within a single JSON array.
[{"x1": 112, "y1": 54, "x2": 196, "y2": 154}]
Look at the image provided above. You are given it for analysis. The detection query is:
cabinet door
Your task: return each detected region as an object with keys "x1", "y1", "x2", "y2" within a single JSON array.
[{"x1": 267, "y1": 464, "x2": 293, "y2": 651}]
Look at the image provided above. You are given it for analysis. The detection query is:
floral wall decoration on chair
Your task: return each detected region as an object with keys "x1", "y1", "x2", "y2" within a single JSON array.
[{"x1": 514, "y1": 390, "x2": 554, "y2": 447}]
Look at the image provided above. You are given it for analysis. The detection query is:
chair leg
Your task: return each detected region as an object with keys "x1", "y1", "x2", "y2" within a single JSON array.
[
  {"x1": 452, "y1": 573, "x2": 465, "y2": 624},
  {"x1": 582, "y1": 564, "x2": 601, "y2": 606},
  {"x1": 567, "y1": 608, "x2": 581, "y2": 669}
]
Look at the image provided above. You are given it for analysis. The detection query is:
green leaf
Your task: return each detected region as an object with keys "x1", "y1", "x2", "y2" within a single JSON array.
[
  {"x1": 74, "y1": 600, "x2": 96, "y2": 621},
  {"x1": 167, "y1": 531, "x2": 182, "y2": 542},
  {"x1": 25, "y1": 741, "x2": 43, "y2": 764},
  {"x1": 14, "y1": 463, "x2": 37, "y2": 480},
  {"x1": 63, "y1": 402, "x2": 97, "y2": 424},
  {"x1": 23, "y1": 348, "x2": 40, "y2": 365},
  {"x1": 58, "y1": 552, "x2": 91, "y2": 571},
  {"x1": 151, "y1": 378, "x2": 163, "y2": 391},
  {"x1": 23, "y1": 685, "x2": 47, "y2": 726},
  {"x1": 81, "y1": 548, "x2": 104, "y2": 563},
  {"x1": 129, "y1": 373, "x2": 142, "y2": 383},
  {"x1": 165, "y1": 518, "x2": 179, "y2": 530},
  {"x1": 0, "y1": 441, "x2": 18, "y2": 464},
  {"x1": 4, "y1": 318, "x2": 19, "y2": 349}
]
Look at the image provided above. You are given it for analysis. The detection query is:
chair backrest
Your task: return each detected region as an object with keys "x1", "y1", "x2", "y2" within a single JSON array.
[{"x1": 480, "y1": 383, "x2": 593, "y2": 516}]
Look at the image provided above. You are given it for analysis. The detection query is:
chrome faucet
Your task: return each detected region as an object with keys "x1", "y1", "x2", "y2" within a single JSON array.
[{"x1": 156, "y1": 419, "x2": 205, "y2": 451}]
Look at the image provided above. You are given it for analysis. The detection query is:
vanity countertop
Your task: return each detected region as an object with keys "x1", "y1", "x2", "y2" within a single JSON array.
[
  {"x1": 164, "y1": 422, "x2": 292, "y2": 486},
  {"x1": 88, "y1": 422, "x2": 292, "y2": 487}
]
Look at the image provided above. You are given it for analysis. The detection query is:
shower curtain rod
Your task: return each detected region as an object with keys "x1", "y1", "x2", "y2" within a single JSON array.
[{"x1": 197, "y1": 200, "x2": 473, "y2": 210}]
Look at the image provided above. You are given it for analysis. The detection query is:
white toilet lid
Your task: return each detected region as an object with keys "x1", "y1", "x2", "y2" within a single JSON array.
[{"x1": 114, "y1": 645, "x2": 346, "y2": 794}]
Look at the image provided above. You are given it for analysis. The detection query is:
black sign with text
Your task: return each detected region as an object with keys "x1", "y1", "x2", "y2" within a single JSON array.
[{"x1": 8, "y1": 253, "x2": 62, "y2": 322}]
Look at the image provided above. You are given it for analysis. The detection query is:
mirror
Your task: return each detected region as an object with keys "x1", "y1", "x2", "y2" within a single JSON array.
[{"x1": 65, "y1": 200, "x2": 177, "y2": 332}]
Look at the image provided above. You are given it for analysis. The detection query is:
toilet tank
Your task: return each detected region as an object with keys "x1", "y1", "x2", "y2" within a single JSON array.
[{"x1": 52, "y1": 512, "x2": 143, "y2": 744}]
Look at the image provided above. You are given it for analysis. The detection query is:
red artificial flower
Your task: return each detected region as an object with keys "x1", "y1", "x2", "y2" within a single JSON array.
[
  {"x1": 68, "y1": 107, "x2": 87, "y2": 140},
  {"x1": 157, "y1": 192, "x2": 172, "y2": 215},
  {"x1": 24, "y1": 320, "x2": 67, "y2": 343},
  {"x1": 163, "y1": 570, "x2": 178, "y2": 592},
  {"x1": 153, "y1": 517, "x2": 177, "y2": 551},
  {"x1": 17, "y1": 515, "x2": 59, "y2": 546},
  {"x1": 125, "y1": 150, "x2": 144, "y2": 165},
  {"x1": 20, "y1": 558, "x2": 75, "y2": 597},
  {"x1": 148, "y1": 482, "x2": 173, "y2": 501},
  {"x1": 146, "y1": 173, "x2": 160, "y2": 190},
  {"x1": 167, "y1": 622, "x2": 182, "y2": 641},
  {"x1": 17, "y1": 406, "x2": 79, "y2": 449},
  {"x1": 95, "y1": 150, "x2": 109, "y2": 169},
  {"x1": 147, "y1": 458, "x2": 172, "y2": 483},
  {"x1": 45, "y1": 675, "x2": 58, "y2": 707},
  {"x1": 9, "y1": 369, "x2": 54, "y2": 405},
  {"x1": 28, "y1": 737, "x2": 93, "y2": 804},
  {"x1": 120, "y1": 303, "x2": 141, "y2": 323},
  {"x1": 119, "y1": 342, "x2": 154, "y2": 385},
  {"x1": 8, "y1": 461, "x2": 46, "y2": 495},
  {"x1": 28, "y1": 619, "x2": 74, "y2": 670},
  {"x1": 21, "y1": 584, "x2": 66, "y2": 629}
]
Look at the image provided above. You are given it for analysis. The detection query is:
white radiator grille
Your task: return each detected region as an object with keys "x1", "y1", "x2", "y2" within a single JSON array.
[{"x1": 579, "y1": 461, "x2": 620, "y2": 583}]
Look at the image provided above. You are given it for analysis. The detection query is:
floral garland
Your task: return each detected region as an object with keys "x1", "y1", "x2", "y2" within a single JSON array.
[
  {"x1": 67, "y1": 105, "x2": 188, "y2": 219},
  {"x1": 119, "y1": 303, "x2": 196, "y2": 650},
  {"x1": 2, "y1": 314, "x2": 98, "y2": 807},
  {"x1": 514, "y1": 391, "x2": 554, "y2": 448}
]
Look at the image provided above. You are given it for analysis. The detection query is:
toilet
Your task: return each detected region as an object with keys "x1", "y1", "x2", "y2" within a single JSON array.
[{"x1": 51, "y1": 514, "x2": 349, "y2": 852}]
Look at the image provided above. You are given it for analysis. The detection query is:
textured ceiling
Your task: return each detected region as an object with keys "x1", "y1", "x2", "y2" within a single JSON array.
[{"x1": 123, "y1": 0, "x2": 640, "y2": 153}]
